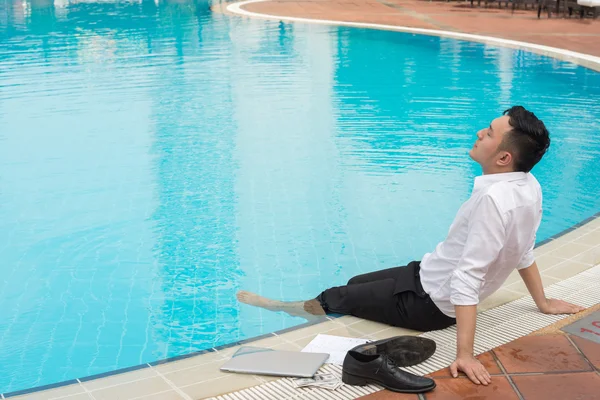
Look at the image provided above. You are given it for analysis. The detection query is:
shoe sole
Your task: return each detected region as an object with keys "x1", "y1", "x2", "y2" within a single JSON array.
[
  {"x1": 355, "y1": 336, "x2": 436, "y2": 367},
  {"x1": 341, "y1": 371, "x2": 436, "y2": 393}
]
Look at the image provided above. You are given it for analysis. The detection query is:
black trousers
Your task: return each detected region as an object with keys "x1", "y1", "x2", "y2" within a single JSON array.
[{"x1": 316, "y1": 261, "x2": 456, "y2": 332}]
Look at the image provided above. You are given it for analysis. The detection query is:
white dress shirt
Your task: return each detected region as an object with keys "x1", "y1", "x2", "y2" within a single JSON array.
[{"x1": 420, "y1": 172, "x2": 542, "y2": 318}]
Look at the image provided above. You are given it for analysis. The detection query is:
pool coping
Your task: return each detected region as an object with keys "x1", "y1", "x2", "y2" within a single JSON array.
[
  {"x1": 4, "y1": 211, "x2": 599, "y2": 398},
  {"x1": 4, "y1": 3, "x2": 600, "y2": 397}
]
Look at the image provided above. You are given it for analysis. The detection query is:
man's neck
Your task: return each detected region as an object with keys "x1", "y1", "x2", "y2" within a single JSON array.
[{"x1": 482, "y1": 166, "x2": 516, "y2": 175}]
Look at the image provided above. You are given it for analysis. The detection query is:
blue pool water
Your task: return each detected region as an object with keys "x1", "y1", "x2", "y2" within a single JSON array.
[{"x1": 1, "y1": 0, "x2": 600, "y2": 393}]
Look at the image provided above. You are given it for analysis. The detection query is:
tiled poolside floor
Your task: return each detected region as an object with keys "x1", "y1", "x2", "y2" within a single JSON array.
[
  {"x1": 361, "y1": 306, "x2": 600, "y2": 400},
  {"x1": 235, "y1": 0, "x2": 600, "y2": 58},
  {"x1": 7, "y1": 216, "x2": 599, "y2": 399}
]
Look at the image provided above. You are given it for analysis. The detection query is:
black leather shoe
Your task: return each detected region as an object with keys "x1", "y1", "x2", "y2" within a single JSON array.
[
  {"x1": 351, "y1": 336, "x2": 436, "y2": 367},
  {"x1": 342, "y1": 350, "x2": 436, "y2": 393}
]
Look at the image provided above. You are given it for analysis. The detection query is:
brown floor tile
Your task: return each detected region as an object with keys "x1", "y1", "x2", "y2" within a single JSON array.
[
  {"x1": 512, "y1": 372, "x2": 600, "y2": 400},
  {"x1": 570, "y1": 335, "x2": 600, "y2": 370},
  {"x1": 358, "y1": 390, "x2": 419, "y2": 399},
  {"x1": 493, "y1": 334, "x2": 592, "y2": 373},
  {"x1": 427, "y1": 367, "x2": 453, "y2": 378},
  {"x1": 428, "y1": 352, "x2": 503, "y2": 378},
  {"x1": 425, "y1": 376, "x2": 519, "y2": 400}
]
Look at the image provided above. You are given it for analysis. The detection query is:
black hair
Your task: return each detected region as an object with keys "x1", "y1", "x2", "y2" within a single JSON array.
[{"x1": 500, "y1": 106, "x2": 550, "y2": 173}]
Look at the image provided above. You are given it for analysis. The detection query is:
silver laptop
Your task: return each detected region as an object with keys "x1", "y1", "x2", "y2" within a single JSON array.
[{"x1": 220, "y1": 346, "x2": 329, "y2": 378}]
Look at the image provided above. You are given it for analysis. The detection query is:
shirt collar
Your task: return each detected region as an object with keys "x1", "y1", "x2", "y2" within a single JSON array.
[{"x1": 473, "y1": 171, "x2": 528, "y2": 191}]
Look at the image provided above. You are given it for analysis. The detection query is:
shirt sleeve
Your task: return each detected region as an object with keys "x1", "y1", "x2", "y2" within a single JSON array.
[
  {"x1": 516, "y1": 239, "x2": 536, "y2": 270},
  {"x1": 516, "y1": 203, "x2": 542, "y2": 270},
  {"x1": 450, "y1": 194, "x2": 506, "y2": 306}
]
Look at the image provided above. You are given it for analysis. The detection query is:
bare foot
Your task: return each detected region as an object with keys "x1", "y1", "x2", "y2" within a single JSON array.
[
  {"x1": 236, "y1": 290, "x2": 280, "y2": 310},
  {"x1": 236, "y1": 290, "x2": 326, "y2": 320}
]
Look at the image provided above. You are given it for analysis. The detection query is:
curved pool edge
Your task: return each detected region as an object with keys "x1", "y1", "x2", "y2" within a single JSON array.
[
  {"x1": 224, "y1": 0, "x2": 600, "y2": 73},
  {"x1": 4, "y1": 211, "x2": 599, "y2": 398}
]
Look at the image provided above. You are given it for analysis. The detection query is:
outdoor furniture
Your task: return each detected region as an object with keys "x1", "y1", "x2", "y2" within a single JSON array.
[
  {"x1": 469, "y1": 0, "x2": 597, "y2": 17},
  {"x1": 577, "y1": 0, "x2": 600, "y2": 17},
  {"x1": 470, "y1": 0, "x2": 511, "y2": 8},
  {"x1": 510, "y1": 0, "x2": 541, "y2": 13},
  {"x1": 537, "y1": 0, "x2": 598, "y2": 17},
  {"x1": 536, "y1": 0, "x2": 561, "y2": 17}
]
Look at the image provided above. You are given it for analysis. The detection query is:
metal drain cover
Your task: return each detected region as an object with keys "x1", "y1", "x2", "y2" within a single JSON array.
[{"x1": 561, "y1": 310, "x2": 600, "y2": 344}]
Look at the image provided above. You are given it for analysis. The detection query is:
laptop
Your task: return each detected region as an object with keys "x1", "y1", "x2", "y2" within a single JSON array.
[{"x1": 220, "y1": 346, "x2": 329, "y2": 378}]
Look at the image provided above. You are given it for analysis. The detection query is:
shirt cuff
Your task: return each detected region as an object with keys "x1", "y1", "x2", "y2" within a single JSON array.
[
  {"x1": 517, "y1": 250, "x2": 535, "y2": 270},
  {"x1": 450, "y1": 293, "x2": 480, "y2": 306},
  {"x1": 450, "y1": 270, "x2": 481, "y2": 305}
]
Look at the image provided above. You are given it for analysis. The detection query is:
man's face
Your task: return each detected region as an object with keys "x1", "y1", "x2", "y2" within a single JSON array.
[{"x1": 469, "y1": 115, "x2": 513, "y2": 171}]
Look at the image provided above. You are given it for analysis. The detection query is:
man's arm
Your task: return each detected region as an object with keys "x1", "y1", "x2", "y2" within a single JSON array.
[
  {"x1": 449, "y1": 260, "x2": 583, "y2": 385},
  {"x1": 450, "y1": 305, "x2": 491, "y2": 385},
  {"x1": 519, "y1": 261, "x2": 585, "y2": 314},
  {"x1": 448, "y1": 195, "x2": 505, "y2": 385}
]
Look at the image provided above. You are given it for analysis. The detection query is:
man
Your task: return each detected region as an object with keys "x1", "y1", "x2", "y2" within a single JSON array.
[{"x1": 237, "y1": 106, "x2": 585, "y2": 386}]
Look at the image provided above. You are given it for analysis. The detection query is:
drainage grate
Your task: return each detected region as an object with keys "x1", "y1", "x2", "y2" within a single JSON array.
[
  {"x1": 213, "y1": 364, "x2": 381, "y2": 400},
  {"x1": 209, "y1": 263, "x2": 600, "y2": 400}
]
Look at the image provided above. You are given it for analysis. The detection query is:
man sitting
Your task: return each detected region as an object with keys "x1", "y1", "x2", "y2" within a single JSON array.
[{"x1": 237, "y1": 106, "x2": 584, "y2": 386}]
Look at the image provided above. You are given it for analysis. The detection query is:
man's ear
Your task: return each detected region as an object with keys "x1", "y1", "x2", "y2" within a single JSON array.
[{"x1": 497, "y1": 151, "x2": 512, "y2": 167}]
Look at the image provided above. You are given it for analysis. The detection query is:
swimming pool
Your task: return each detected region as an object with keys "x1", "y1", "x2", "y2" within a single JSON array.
[{"x1": 1, "y1": 0, "x2": 599, "y2": 393}]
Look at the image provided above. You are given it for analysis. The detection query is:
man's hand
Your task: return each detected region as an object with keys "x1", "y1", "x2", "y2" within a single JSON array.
[
  {"x1": 540, "y1": 298, "x2": 585, "y2": 315},
  {"x1": 450, "y1": 355, "x2": 491, "y2": 385},
  {"x1": 453, "y1": 305, "x2": 490, "y2": 385}
]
